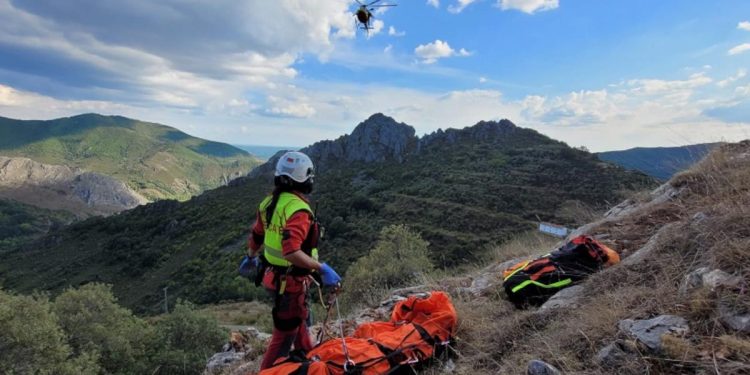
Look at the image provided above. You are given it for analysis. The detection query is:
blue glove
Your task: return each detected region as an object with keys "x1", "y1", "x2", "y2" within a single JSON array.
[
  {"x1": 239, "y1": 255, "x2": 259, "y2": 277},
  {"x1": 319, "y1": 263, "x2": 341, "y2": 287}
]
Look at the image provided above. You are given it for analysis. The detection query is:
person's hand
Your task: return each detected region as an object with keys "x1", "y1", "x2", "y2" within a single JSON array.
[
  {"x1": 318, "y1": 263, "x2": 341, "y2": 287},
  {"x1": 239, "y1": 255, "x2": 259, "y2": 277}
]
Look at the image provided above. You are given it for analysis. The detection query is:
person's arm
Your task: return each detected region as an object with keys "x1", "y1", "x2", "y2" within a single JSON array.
[
  {"x1": 247, "y1": 211, "x2": 265, "y2": 257},
  {"x1": 281, "y1": 211, "x2": 321, "y2": 270}
]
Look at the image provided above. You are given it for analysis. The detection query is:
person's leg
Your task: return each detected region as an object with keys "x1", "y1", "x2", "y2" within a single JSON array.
[
  {"x1": 294, "y1": 320, "x2": 313, "y2": 352},
  {"x1": 260, "y1": 328, "x2": 297, "y2": 369}
]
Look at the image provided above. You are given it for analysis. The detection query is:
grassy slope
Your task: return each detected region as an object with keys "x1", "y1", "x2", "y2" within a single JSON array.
[
  {"x1": 598, "y1": 143, "x2": 720, "y2": 181},
  {"x1": 0, "y1": 120, "x2": 656, "y2": 313},
  {"x1": 451, "y1": 141, "x2": 750, "y2": 374},
  {"x1": 0, "y1": 114, "x2": 262, "y2": 201}
]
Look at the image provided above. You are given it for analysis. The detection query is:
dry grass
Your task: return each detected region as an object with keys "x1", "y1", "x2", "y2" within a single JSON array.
[{"x1": 445, "y1": 141, "x2": 750, "y2": 374}]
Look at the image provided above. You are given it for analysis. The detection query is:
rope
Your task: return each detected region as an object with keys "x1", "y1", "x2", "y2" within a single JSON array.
[{"x1": 334, "y1": 295, "x2": 355, "y2": 372}]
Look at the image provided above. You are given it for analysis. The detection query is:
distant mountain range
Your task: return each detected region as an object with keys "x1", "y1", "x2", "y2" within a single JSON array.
[
  {"x1": 233, "y1": 145, "x2": 298, "y2": 160},
  {"x1": 0, "y1": 114, "x2": 263, "y2": 204},
  {"x1": 598, "y1": 143, "x2": 721, "y2": 180},
  {"x1": 1, "y1": 113, "x2": 657, "y2": 312}
]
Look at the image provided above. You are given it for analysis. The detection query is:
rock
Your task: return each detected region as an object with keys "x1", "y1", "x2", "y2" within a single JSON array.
[
  {"x1": 0, "y1": 156, "x2": 147, "y2": 215},
  {"x1": 245, "y1": 327, "x2": 271, "y2": 341},
  {"x1": 619, "y1": 315, "x2": 689, "y2": 352},
  {"x1": 621, "y1": 223, "x2": 678, "y2": 266},
  {"x1": 595, "y1": 340, "x2": 637, "y2": 368},
  {"x1": 538, "y1": 285, "x2": 585, "y2": 311},
  {"x1": 680, "y1": 267, "x2": 741, "y2": 295},
  {"x1": 205, "y1": 351, "x2": 245, "y2": 375},
  {"x1": 719, "y1": 305, "x2": 750, "y2": 333},
  {"x1": 527, "y1": 359, "x2": 561, "y2": 375}
]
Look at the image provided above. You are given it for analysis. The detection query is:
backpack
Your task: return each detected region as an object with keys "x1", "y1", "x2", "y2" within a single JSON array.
[{"x1": 502, "y1": 235, "x2": 620, "y2": 307}]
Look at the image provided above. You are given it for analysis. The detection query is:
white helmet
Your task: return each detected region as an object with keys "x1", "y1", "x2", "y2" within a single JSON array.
[{"x1": 275, "y1": 151, "x2": 314, "y2": 183}]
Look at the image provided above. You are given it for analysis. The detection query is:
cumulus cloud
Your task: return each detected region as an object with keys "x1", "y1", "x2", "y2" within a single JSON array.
[
  {"x1": 717, "y1": 69, "x2": 748, "y2": 88},
  {"x1": 263, "y1": 96, "x2": 317, "y2": 118},
  {"x1": 0, "y1": 0, "x2": 354, "y2": 111},
  {"x1": 739, "y1": 21, "x2": 750, "y2": 31},
  {"x1": 448, "y1": 0, "x2": 478, "y2": 13},
  {"x1": 414, "y1": 40, "x2": 472, "y2": 63},
  {"x1": 497, "y1": 0, "x2": 559, "y2": 14},
  {"x1": 426, "y1": 0, "x2": 440, "y2": 8},
  {"x1": 388, "y1": 26, "x2": 406, "y2": 37},
  {"x1": 728, "y1": 43, "x2": 750, "y2": 56}
]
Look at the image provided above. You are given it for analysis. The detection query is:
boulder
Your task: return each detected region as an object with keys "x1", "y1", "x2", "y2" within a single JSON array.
[
  {"x1": 527, "y1": 359, "x2": 561, "y2": 375},
  {"x1": 680, "y1": 267, "x2": 741, "y2": 295},
  {"x1": 205, "y1": 351, "x2": 245, "y2": 375},
  {"x1": 719, "y1": 305, "x2": 750, "y2": 333},
  {"x1": 595, "y1": 340, "x2": 637, "y2": 368},
  {"x1": 618, "y1": 315, "x2": 689, "y2": 352},
  {"x1": 539, "y1": 285, "x2": 585, "y2": 311}
]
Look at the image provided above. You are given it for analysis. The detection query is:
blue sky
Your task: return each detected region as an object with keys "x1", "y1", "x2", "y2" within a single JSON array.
[{"x1": 0, "y1": 0, "x2": 748, "y2": 151}]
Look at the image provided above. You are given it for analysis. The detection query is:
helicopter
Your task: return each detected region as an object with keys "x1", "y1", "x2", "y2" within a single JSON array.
[{"x1": 354, "y1": 0, "x2": 396, "y2": 34}]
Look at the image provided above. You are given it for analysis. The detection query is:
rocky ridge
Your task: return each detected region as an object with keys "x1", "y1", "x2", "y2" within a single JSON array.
[
  {"x1": 249, "y1": 113, "x2": 528, "y2": 177},
  {"x1": 0, "y1": 156, "x2": 147, "y2": 216}
]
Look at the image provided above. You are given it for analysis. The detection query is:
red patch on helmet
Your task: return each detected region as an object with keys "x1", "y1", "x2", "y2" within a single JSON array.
[{"x1": 286, "y1": 158, "x2": 295, "y2": 163}]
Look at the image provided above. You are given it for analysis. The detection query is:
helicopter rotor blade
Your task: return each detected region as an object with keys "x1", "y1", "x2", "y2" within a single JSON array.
[
  {"x1": 355, "y1": 0, "x2": 365, "y2": 5},
  {"x1": 366, "y1": 0, "x2": 382, "y2": 5},
  {"x1": 369, "y1": 4, "x2": 397, "y2": 7}
]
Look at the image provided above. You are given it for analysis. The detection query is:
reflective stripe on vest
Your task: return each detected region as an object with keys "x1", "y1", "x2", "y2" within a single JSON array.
[
  {"x1": 510, "y1": 278, "x2": 572, "y2": 294},
  {"x1": 260, "y1": 192, "x2": 314, "y2": 267}
]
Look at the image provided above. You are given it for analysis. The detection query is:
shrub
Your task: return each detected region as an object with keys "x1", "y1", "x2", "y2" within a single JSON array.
[
  {"x1": 53, "y1": 283, "x2": 154, "y2": 374},
  {"x1": 342, "y1": 224, "x2": 432, "y2": 308},
  {"x1": 152, "y1": 300, "x2": 227, "y2": 374},
  {"x1": 0, "y1": 289, "x2": 99, "y2": 375}
]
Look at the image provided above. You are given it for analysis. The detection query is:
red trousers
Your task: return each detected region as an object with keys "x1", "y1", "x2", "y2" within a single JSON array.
[{"x1": 260, "y1": 288, "x2": 312, "y2": 370}]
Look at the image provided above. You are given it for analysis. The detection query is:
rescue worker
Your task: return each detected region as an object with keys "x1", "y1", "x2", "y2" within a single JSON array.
[{"x1": 239, "y1": 151, "x2": 341, "y2": 370}]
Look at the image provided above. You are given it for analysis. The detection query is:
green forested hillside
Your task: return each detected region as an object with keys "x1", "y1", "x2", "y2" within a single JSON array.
[
  {"x1": 1, "y1": 115, "x2": 657, "y2": 313},
  {"x1": 0, "y1": 114, "x2": 262, "y2": 201},
  {"x1": 0, "y1": 199, "x2": 75, "y2": 250}
]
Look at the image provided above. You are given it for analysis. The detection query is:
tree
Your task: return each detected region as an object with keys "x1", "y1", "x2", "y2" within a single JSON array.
[
  {"x1": 342, "y1": 224, "x2": 433, "y2": 308},
  {"x1": 0, "y1": 289, "x2": 99, "y2": 375},
  {"x1": 53, "y1": 283, "x2": 154, "y2": 374}
]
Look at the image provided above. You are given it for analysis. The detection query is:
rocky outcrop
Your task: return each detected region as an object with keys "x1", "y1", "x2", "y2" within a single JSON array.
[
  {"x1": 249, "y1": 114, "x2": 525, "y2": 177},
  {"x1": 0, "y1": 156, "x2": 147, "y2": 216}
]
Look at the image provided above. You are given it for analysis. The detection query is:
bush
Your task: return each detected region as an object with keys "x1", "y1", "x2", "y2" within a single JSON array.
[
  {"x1": 0, "y1": 289, "x2": 99, "y2": 375},
  {"x1": 342, "y1": 224, "x2": 433, "y2": 308},
  {"x1": 152, "y1": 301, "x2": 227, "y2": 374},
  {"x1": 53, "y1": 283, "x2": 154, "y2": 374}
]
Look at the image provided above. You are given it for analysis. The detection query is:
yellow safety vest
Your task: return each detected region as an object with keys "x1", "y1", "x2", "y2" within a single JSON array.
[{"x1": 259, "y1": 192, "x2": 318, "y2": 267}]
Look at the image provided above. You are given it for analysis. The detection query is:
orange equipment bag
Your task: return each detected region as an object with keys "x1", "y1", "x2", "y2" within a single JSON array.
[{"x1": 259, "y1": 291, "x2": 458, "y2": 375}]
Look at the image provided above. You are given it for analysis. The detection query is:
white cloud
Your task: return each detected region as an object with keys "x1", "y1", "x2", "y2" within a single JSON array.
[
  {"x1": 367, "y1": 19, "x2": 385, "y2": 38},
  {"x1": 448, "y1": 0, "x2": 478, "y2": 13},
  {"x1": 479, "y1": 77, "x2": 487, "y2": 83},
  {"x1": 739, "y1": 21, "x2": 750, "y2": 31},
  {"x1": 426, "y1": 0, "x2": 440, "y2": 8},
  {"x1": 729, "y1": 43, "x2": 750, "y2": 56},
  {"x1": 388, "y1": 26, "x2": 405, "y2": 37},
  {"x1": 497, "y1": 0, "x2": 559, "y2": 14},
  {"x1": 414, "y1": 40, "x2": 471, "y2": 63},
  {"x1": 263, "y1": 96, "x2": 317, "y2": 118},
  {"x1": 718, "y1": 69, "x2": 748, "y2": 88},
  {"x1": 384, "y1": 44, "x2": 393, "y2": 53}
]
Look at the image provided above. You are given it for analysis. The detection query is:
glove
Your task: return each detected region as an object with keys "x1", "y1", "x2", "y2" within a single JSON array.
[
  {"x1": 318, "y1": 263, "x2": 341, "y2": 287},
  {"x1": 239, "y1": 255, "x2": 259, "y2": 277}
]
